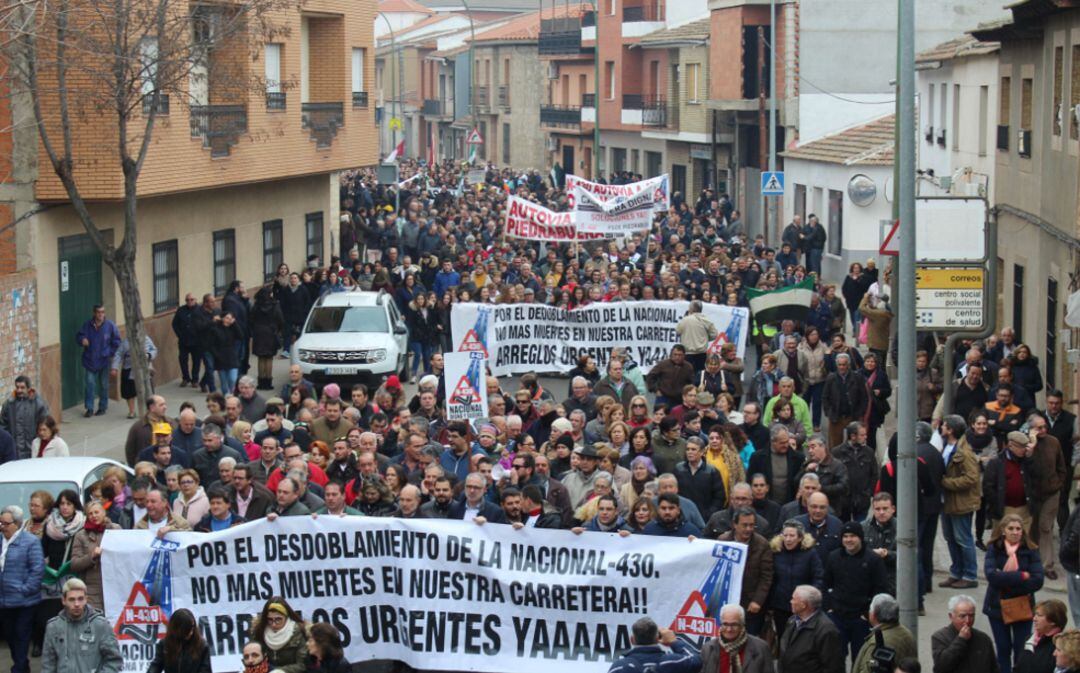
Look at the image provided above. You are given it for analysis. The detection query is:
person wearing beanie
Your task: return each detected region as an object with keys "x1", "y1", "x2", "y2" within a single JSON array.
[{"x1": 824, "y1": 519, "x2": 889, "y2": 667}]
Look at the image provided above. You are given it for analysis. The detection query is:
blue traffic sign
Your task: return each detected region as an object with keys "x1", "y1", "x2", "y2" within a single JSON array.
[{"x1": 761, "y1": 171, "x2": 785, "y2": 196}]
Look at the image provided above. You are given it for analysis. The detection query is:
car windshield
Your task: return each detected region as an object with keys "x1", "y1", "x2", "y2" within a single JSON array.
[
  {"x1": 0, "y1": 481, "x2": 79, "y2": 511},
  {"x1": 305, "y1": 306, "x2": 389, "y2": 333}
]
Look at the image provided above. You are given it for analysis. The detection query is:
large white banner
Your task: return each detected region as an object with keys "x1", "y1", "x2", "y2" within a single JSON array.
[
  {"x1": 504, "y1": 195, "x2": 609, "y2": 242},
  {"x1": 566, "y1": 175, "x2": 670, "y2": 212},
  {"x1": 444, "y1": 351, "x2": 490, "y2": 421},
  {"x1": 102, "y1": 518, "x2": 746, "y2": 673},
  {"x1": 571, "y1": 185, "x2": 657, "y2": 235},
  {"x1": 451, "y1": 301, "x2": 749, "y2": 377}
]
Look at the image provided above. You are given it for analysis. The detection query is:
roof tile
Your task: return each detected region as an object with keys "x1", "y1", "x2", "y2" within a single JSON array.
[{"x1": 782, "y1": 115, "x2": 896, "y2": 166}]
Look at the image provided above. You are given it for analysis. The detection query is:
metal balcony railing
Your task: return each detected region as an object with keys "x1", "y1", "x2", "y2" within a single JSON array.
[
  {"x1": 423, "y1": 99, "x2": 444, "y2": 116},
  {"x1": 266, "y1": 92, "x2": 286, "y2": 110},
  {"x1": 996, "y1": 124, "x2": 1010, "y2": 151},
  {"x1": 352, "y1": 91, "x2": 369, "y2": 108},
  {"x1": 642, "y1": 95, "x2": 676, "y2": 128},
  {"x1": 582, "y1": 93, "x2": 596, "y2": 108},
  {"x1": 142, "y1": 93, "x2": 170, "y2": 116},
  {"x1": 540, "y1": 105, "x2": 581, "y2": 127},
  {"x1": 301, "y1": 102, "x2": 344, "y2": 149},
  {"x1": 475, "y1": 86, "x2": 490, "y2": 110},
  {"x1": 623, "y1": 2, "x2": 663, "y2": 22},
  {"x1": 189, "y1": 104, "x2": 247, "y2": 157},
  {"x1": 498, "y1": 86, "x2": 510, "y2": 110},
  {"x1": 540, "y1": 17, "x2": 583, "y2": 54}
]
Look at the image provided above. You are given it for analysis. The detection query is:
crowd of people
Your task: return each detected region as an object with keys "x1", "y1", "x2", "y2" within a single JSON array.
[{"x1": 0, "y1": 159, "x2": 1077, "y2": 673}]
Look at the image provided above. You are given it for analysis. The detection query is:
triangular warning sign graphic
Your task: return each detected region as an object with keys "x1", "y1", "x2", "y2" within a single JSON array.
[
  {"x1": 669, "y1": 591, "x2": 717, "y2": 637},
  {"x1": 113, "y1": 583, "x2": 168, "y2": 643},
  {"x1": 451, "y1": 375, "x2": 481, "y2": 405},
  {"x1": 706, "y1": 332, "x2": 729, "y2": 355},
  {"x1": 879, "y1": 218, "x2": 900, "y2": 256},
  {"x1": 459, "y1": 329, "x2": 487, "y2": 355},
  {"x1": 467, "y1": 128, "x2": 484, "y2": 144}
]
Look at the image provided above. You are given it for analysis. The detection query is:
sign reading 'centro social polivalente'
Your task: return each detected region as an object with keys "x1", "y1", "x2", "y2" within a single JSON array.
[{"x1": 915, "y1": 267, "x2": 985, "y2": 330}]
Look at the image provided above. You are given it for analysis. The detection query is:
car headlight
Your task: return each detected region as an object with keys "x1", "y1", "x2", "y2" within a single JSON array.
[
  {"x1": 297, "y1": 349, "x2": 314, "y2": 363},
  {"x1": 370, "y1": 349, "x2": 387, "y2": 362}
]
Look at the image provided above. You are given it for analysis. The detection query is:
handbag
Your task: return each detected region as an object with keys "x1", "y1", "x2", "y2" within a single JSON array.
[
  {"x1": 1000, "y1": 595, "x2": 1034, "y2": 625},
  {"x1": 858, "y1": 318, "x2": 869, "y2": 345}
]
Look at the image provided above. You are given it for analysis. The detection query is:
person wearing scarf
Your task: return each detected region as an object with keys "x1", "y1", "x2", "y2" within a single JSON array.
[
  {"x1": 619, "y1": 456, "x2": 656, "y2": 514},
  {"x1": 985, "y1": 513, "x2": 1045, "y2": 673},
  {"x1": 701, "y1": 605, "x2": 772, "y2": 673},
  {"x1": 1013, "y1": 599, "x2": 1067, "y2": 673},
  {"x1": 35, "y1": 490, "x2": 85, "y2": 656},
  {"x1": 242, "y1": 642, "x2": 270, "y2": 673},
  {"x1": 252, "y1": 600, "x2": 308, "y2": 673},
  {"x1": 967, "y1": 411, "x2": 997, "y2": 551},
  {"x1": 70, "y1": 501, "x2": 119, "y2": 612}
]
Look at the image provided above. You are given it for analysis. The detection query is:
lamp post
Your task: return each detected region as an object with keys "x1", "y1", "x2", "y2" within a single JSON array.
[
  {"x1": 377, "y1": 12, "x2": 401, "y2": 215},
  {"x1": 460, "y1": 0, "x2": 477, "y2": 162}
]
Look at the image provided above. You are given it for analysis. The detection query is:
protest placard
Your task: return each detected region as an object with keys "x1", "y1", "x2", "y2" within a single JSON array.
[
  {"x1": 444, "y1": 351, "x2": 489, "y2": 421},
  {"x1": 504, "y1": 195, "x2": 608, "y2": 242}
]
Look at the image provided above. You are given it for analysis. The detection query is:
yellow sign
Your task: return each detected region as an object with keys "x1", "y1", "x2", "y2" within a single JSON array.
[
  {"x1": 915, "y1": 268, "x2": 984, "y2": 289},
  {"x1": 389, "y1": 117, "x2": 403, "y2": 131}
]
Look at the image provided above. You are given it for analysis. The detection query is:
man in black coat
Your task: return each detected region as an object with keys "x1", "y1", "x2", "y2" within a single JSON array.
[
  {"x1": 740, "y1": 402, "x2": 771, "y2": 453},
  {"x1": 222, "y1": 280, "x2": 250, "y2": 375},
  {"x1": 915, "y1": 422, "x2": 945, "y2": 608},
  {"x1": 171, "y1": 293, "x2": 202, "y2": 388},
  {"x1": 822, "y1": 354, "x2": 868, "y2": 448},
  {"x1": 1042, "y1": 389, "x2": 1078, "y2": 531},
  {"x1": 748, "y1": 425, "x2": 805, "y2": 505},
  {"x1": 778, "y1": 585, "x2": 844, "y2": 673},
  {"x1": 823, "y1": 521, "x2": 888, "y2": 666},
  {"x1": 674, "y1": 437, "x2": 726, "y2": 520},
  {"x1": 191, "y1": 294, "x2": 219, "y2": 392},
  {"x1": 448, "y1": 473, "x2": 507, "y2": 524},
  {"x1": 830, "y1": 422, "x2": 877, "y2": 521}
]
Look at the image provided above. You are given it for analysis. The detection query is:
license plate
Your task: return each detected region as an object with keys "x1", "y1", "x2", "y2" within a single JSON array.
[{"x1": 325, "y1": 366, "x2": 358, "y2": 376}]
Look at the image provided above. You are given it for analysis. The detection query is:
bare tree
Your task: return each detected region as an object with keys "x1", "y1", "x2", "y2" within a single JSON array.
[{"x1": 1, "y1": 0, "x2": 292, "y2": 409}]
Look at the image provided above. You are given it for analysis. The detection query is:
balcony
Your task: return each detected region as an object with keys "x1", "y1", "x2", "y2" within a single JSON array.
[
  {"x1": 540, "y1": 17, "x2": 583, "y2": 55},
  {"x1": 582, "y1": 93, "x2": 596, "y2": 107},
  {"x1": 189, "y1": 104, "x2": 247, "y2": 158},
  {"x1": 498, "y1": 86, "x2": 510, "y2": 111},
  {"x1": 142, "y1": 93, "x2": 170, "y2": 116},
  {"x1": 423, "y1": 99, "x2": 445, "y2": 116},
  {"x1": 353, "y1": 91, "x2": 369, "y2": 108},
  {"x1": 266, "y1": 92, "x2": 286, "y2": 111},
  {"x1": 301, "y1": 102, "x2": 344, "y2": 149},
  {"x1": 997, "y1": 124, "x2": 1010, "y2": 151},
  {"x1": 581, "y1": 10, "x2": 595, "y2": 27},
  {"x1": 540, "y1": 105, "x2": 582, "y2": 128},
  {"x1": 475, "y1": 86, "x2": 490, "y2": 112},
  {"x1": 642, "y1": 96, "x2": 677, "y2": 129},
  {"x1": 623, "y1": 2, "x2": 663, "y2": 22}
]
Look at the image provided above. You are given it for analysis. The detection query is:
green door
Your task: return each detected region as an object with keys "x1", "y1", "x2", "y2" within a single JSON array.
[{"x1": 58, "y1": 234, "x2": 103, "y2": 409}]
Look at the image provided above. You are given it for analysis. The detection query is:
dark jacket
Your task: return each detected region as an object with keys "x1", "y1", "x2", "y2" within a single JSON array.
[
  {"x1": 777, "y1": 610, "x2": 844, "y2": 673},
  {"x1": 982, "y1": 541, "x2": 1044, "y2": 621},
  {"x1": 221, "y1": 290, "x2": 250, "y2": 334},
  {"x1": 75, "y1": 318, "x2": 121, "y2": 372},
  {"x1": 1027, "y1": 435, "x2": 1068, "y2": 502},
  {"x1": 822, "y1": 370, "x2": 868, "y2": 423},
  {"x1": 1009, "y1": 356, "x2": 1044, "y2": 399},
  {"x1": 171, "y1": 304, "x2": 200, "y2": 349},
  {"x1": 983, "y1": 451, "x2": 1035, "y2": 521},
  {"x1": 831, "y1": 441, "x2": 877, "y2": 518},
  {"x1": 195, "y1": 511, "x2": 246, "y2": 533},
  {"x1": 918, "y1": 441, "x2": 947, "y2": 517},
  {"x1": 700, "y1": 635, "x2": 772, "y2": 673},
  {"x1": 795, "y1": 456, "x2": 849, "y2": 518},
  {"x1": 249, "y1": 294, "x2": 285, "y2": 358},
  {"x1": 673, "y1": 461, "x2": 726, "y2": 520},
  {"x1": 642, "y1": 516, "x2": 703, "y2": 538},
  {"x1": 703, "y1": 509, "x2": 770, "y2": 540},
  {"x1": 795, "y1": 513, "x2": 844, "y2": 565},
  {"x1": 719, "y1": 531, "x2": 773, "y2": 608},
  {"x1": 824, "y1": 545, "x2": 888, "y2": 617},
  {"x1": 593, "y1": 376, "x2": 639, "y2": 411},
  {"x1": 1061, "y1": 504, "x2": 1080, "y2": 574},
  {"x1": 229, "y1": 484, "x2": 275, "y2": 520},
  {"x1": 448, "y1": 499, "x2": 507, "y2": 524},
  {"x1": 931, "y1": 624, "x2": 1000, "y2": 673},
  {"x1": 209, "y1": 321, "x2": 243, "y2": 370},
  {"x1": 279, "y1": 284, "x2": 311, "y2": 327},
  {"x1": 0, "y1": 528, "x2": 45, "y2": 607},
  {"x1": 752, "y1": 497, "x2": 782, "y2": 536},
  {"x1": 767, "y1": 533, "x2": 825, "y2": 611},
  {"x1": 191, "y1": 445, "x2": 243, "y2": 487},
  {"x1": 748, "y1": 448, "x2": 805, "y2": 504},
  {"x1": 863, "y1": 516, "x2": 897, "y2": 593},
  {"x1": 0, "y1": 393, "x2": 49, "y2": 460},
  {"x1": 0, "y1": 427, "x2": 15, "y2": 465},
  {"x1": 646, "y1": 358, "x2": 696, "y2": 399},
  {"x1": 1014, "y1": 629, "x2": 1057, "y2": 673},
  {"x1": 608, "y1": 640, "x2": 702, "y2": 673},
  {"x1": 147, "y1": 641, "x2": 212, "y2": 673}
]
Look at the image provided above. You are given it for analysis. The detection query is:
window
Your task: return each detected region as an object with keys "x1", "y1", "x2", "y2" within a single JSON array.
[
  {"x1": 939, "y1": 83, "x2": 947, "y2": 133},
  {"x1": 479, "y1": 121, "x2": 488, "y2": 160},
  {"x1": 305, "y1": 212, "x2": 323, "y2": 262},
  {"x1": 672, "y1": 164, "x2": 686, "y2": 194},
  {"x1": 262, "y1": 219, "x2": 283, "y2": 283},
  {"x1": 212, "y1": 229, "x2": 235, "y2": 296},
  {"x1": 827, "y1": 190, "x2": 843, "y2": 256},
  {"x1": 999, "y1": 76, "x2": 1011, "y2": 151},
  {"x1": 926, "y1": 84, "x2": 935, "y2": 142},
  {"x1": 978, "y1": 85, "x2": 989, "y2": 156},
  {"x1": 265, "y1": 44, "x2": 282, "y2": 93},
  {"x1": 502, "y1": 123, "x2": 510, "y2": 164},
  {"x1": 1072, "y1": 46, "x2": 1080, "y2": 140},
  {"x1": 152, "y1": 240, "x2": 179, "y2": 314},
  {"x1": 140, "y1": 37, "x2": 159, "y2": 96},
  {"x1": 630, "y1": 149, "x2": 639, "y2": 173},
  {"x1": 1013, "y1": 263, "x2": 1025, "y2": 343},
  {"x1": 952, "y1": 84, "x2": 960, "y2": 150},
  {"x1": 1021, "y1": 77, "x2": 1033, "y2": 130},
  {"x1": 605, "y1": 61, "x2": 615, "y2": 99},
  {"x1": 1047, "y1": 277, "x2": 1058, "y2": 388},
  {"x1": 352, "y1": 48, "x2": 365, "y2": 94},
  {"x1": 612, "y1": 148, "x2": 626, "y2": 173},
  {"x1": 1053, "y1": 46, "x2": 1063, "y2": 137},
  {"x1": 687, "y1": 63, "x2": 701, "y2": 103},
  {"x1": 646, "y1": 151, "x2": 662, "y2": 177},
  {"x1": 794, "y1": 183, "x2": 807, "y2": 221},
  {"x1": 605, "y1": 0, "x2": 614, "y2": 15}
]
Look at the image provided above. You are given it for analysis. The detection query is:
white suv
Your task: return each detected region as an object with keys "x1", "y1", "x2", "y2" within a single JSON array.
[{"x1": 291, "y1": 290, "x2": 410, "y2": 386}]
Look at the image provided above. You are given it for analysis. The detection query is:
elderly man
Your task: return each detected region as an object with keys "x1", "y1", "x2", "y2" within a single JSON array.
[
  {"x1": 394, "y1": 485, "x2": 424, "y2": 519},
  {"x1": 795, "y1": 435, "x2": 849, "y2": 517},
  {"x1": 778, "y1": 473, "x2": 823, "y2": 526},
  {"x1": 704, "y1": 482, "x2": 770, "y2": 538},
  {"x1": 1024, "y1": 413, "x2": 1068, "y2": 579},
  {"x1": 675, "y1": 437, "x2": 727, "y2": 520},
  {"x1": 748, "y1": 426, "x2": 805, "y2": 505},
  {"x1": 777, "y1": 585, "x2": 843, "y2": 673},
  {"x1": 796, "y1": 492, "x2": 844, "y2": 564},
  {"x1": 701, "y1": 604, "x2": 773, "y2": 673},
  {"x1": 852, "y1": 594, "x2": 916, "y2": 673},
  {"x1": 930, "y1": 594, "x2": 998, "y2": 673},
  {"x1": 134, "y1": 488, "x2": 191, "y2": 537},
  {"x1": 41, "y1": 578, "x2": 122, "y2": 673},
  {"x1": 236, "y1": 376, "x2": 267, "y2": 423},
  {"x1": 594, "y1": 358, "x2": 639, "y2": 412},
  {"x1": 562, "y1": 444, "x2": 604, "y2": 509},
  {"x1": 0, "y1": 505, "x2": 45, "y2": 673},
  {"x1": 822, "y1": 354, "x2": 868, "y2": 448},
  {"x1": 717, "y1": 507, "x2": 773, "y2": 635},
  {"x1": 450, "y1": 473, "x2": 507, "y2": 524},
  {"x1": 563, "y1": 377, "x2": 598, "y2": 421},
  {"x1": 267, "y1": 477, "x2": 310, "y2": 518},
  {"x1": 608, "y1": 617, "x2": 701, "y2": 673}
]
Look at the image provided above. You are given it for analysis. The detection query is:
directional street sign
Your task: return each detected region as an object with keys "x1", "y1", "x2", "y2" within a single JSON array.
[
  {"x1": 389, "y1": 117, "x2": 403, "y2": 131},
  {"x1": 761, "y1": 171, "x2": 785, "y2": 196},
  {"x1": 915, "y1": 267, "x2": 985, "y2": 329}
]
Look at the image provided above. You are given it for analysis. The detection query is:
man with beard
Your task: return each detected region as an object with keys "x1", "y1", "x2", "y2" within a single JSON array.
[{"x1": 419, "y1": 477, "x2": 455, "y2": 518}]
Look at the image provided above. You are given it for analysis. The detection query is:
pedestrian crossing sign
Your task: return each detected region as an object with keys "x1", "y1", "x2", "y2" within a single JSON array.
[{"x1": 761, "y1": 171, "x2": 785, "y2": 196}]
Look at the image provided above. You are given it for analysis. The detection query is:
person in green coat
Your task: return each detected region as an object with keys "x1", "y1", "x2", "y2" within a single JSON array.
[
  {"x1": 853, "y1": 594, "x2": 917, "y2": 673},
  {"x1": 250, "y1": 597, "x2": 309, "y2": 673},
  {"x1": 763, "y1": 377, "x2": 813, "y2": 431}
]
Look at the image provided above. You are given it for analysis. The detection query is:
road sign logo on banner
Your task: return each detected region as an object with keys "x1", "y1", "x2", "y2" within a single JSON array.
[
  {"x1": 451, "y1": 375, "x2": 482, "y2": 405},
  {"x1": 457, "y1": 306, "x2": 491, "y2": 355},
  {"x1": 670, "y1": 593, "x2": 715, "y2": 638},
  {"x1": 113, "y1": 538, "x2": 178, "y2": 645}
]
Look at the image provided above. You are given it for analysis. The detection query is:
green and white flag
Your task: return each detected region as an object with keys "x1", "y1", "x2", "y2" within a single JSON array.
[{"x1": 747, "y1": 277, "x2": 814, "y2": 326}]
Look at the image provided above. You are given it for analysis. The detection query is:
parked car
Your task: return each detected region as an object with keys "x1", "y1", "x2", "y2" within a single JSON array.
[
  {"x1": 0, "y1": 456, "x2": 133, "y2": 510},
  {"x1": 291, "y1": 290, "x2": 410, "y2": 387}
]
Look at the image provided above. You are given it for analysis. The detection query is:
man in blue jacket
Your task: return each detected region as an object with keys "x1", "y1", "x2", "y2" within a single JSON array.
[
  {"x1": 75, "y1": 304, "x2": 120, "y2": 418},
  {"x1": 643, "y1": 493, "x2": 703, "y2": 537},
  {"x1": 433, "y1": 259, "x2": 461, "y2": 297},
  {"x1": 0, "y1": 505, "x2": 45, "y2": 673},
  {"x1": 608, "y1": 617, "x2": 701, "y2": 673}
]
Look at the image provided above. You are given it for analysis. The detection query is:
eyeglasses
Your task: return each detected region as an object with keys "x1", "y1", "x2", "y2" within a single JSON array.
[
  {"x1": 267, "y1": 615, "x2": 286, "y2": 625},
  {"x1": 0, "y1": 520, "x2": 14, "y2": 527},
  {"x1": 719, "y1": 623, "x2": 742, "y2": 629},
  {"x1": 180, "y1": 480, "x2": 196, "y2": 486}
]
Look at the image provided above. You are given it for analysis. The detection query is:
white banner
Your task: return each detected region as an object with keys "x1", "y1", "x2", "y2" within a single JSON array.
[
  {"x1": 504, "y1": 195, "x2": 608, "y2": 242},
  {"x1": 102, "y1": 518, "x2": 746, "y2": 673},
  {"x1": 572, "y1": 185, "x2": 657, "y2": 235},
  {"x1": 451, "y1": 301, "x2": 749, "y2": 377},
  {"x1": 566, "y1": 175, "x2": 670, "y2": 212},
  {"x1": 444, "y1": 351, "x2": 490, "y2": 422}
]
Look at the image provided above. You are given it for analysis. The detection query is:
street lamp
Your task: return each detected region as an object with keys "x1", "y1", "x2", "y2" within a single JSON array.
[
  {"x1": 377, "y1": 11, "x2": 401, "y2": 214},
  {"x1": 460, "y1": 0, "x2": 477, "y2": 162}
]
